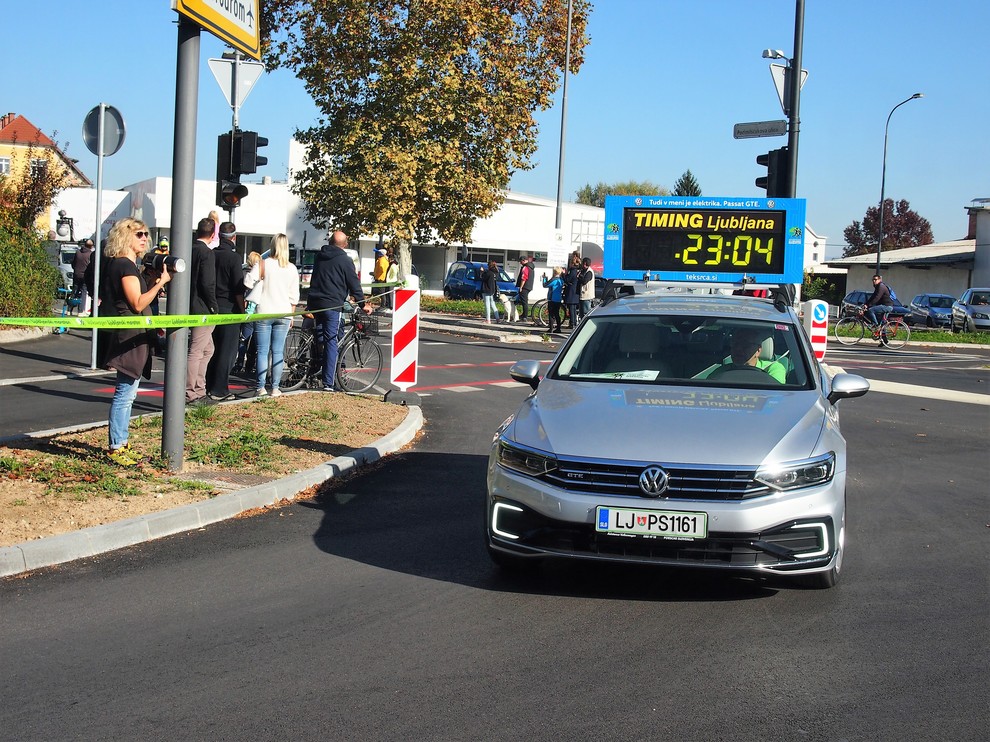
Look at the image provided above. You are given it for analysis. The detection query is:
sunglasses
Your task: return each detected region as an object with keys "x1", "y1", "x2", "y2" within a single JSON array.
[{"x1": 134, "y1": 231, "x2": 150, "y2": 238}]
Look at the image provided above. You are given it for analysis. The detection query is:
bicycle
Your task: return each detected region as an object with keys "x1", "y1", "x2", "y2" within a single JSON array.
[
  {"x1": 833, "y1": 307, "x2": 911, "y2": 349},
  {"x1": 279, "y1": 307, "x2": 385, "y2": 393}
]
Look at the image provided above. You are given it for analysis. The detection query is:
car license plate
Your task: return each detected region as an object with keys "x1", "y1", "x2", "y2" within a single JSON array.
[{"x1": 595, "y1": 506, "x2": 707, "y2": 539}]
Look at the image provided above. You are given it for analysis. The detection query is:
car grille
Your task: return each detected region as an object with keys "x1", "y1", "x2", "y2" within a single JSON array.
[{"x1": 544, "y1": 457, "x2": 771, "y2": 500}]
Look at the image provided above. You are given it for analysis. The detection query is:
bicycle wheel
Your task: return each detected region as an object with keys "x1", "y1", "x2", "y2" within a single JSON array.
[
  {"x1": 534, "y1": 300, "x2": 549, "y2": 327},
  {"x1": 881, "y1": 318, "x2": 910, "y2": 349},
  {"x1": 279, "y1": 328, "x2": 315, "y2": 392},
  {"x1": 335, "y1": 335, "x2": 384, "y2": 393},
  {"x1": 833, "y1": 317, "x2": 864, "y2": 345}
]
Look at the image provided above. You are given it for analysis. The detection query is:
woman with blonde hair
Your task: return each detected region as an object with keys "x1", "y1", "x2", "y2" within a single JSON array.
[
  {"x1": 100, "y1": 217, "x2": 171, "y2": 465},
  {"x1": 244, "y1": 234, "x2": 299, "y2": 396}
]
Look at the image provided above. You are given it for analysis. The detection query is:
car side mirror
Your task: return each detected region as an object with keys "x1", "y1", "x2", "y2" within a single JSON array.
[
  {"x1": 509, "y1": 360, "x2": 541, "y2": 390},
  {"x1": 827, "y1": 372, "x2": 870, "y2": 405}
]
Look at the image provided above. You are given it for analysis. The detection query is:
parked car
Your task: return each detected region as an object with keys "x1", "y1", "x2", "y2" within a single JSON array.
[
  {"x1": 906, "y1": 293, "x2": 955, "y2": 327},
  {"x1": 485, "y1": 288, "x2": 870, "y2": 589},
  {"x1": 839, "y1": 290, "x2": 911, "y2": 320},
  {"x1": 443, "y1": 260, "x2": 517, "y2": 301},
  {"x1": 950, "y1": 287, "x2": 990, "y2": 333}
]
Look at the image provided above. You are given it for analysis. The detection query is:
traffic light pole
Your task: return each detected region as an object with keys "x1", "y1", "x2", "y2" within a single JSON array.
[
  {"x1": 784, "y1": 0, "x2": 804, "y2": 198},
  {"x1": 163, "y1": 17, "x2": 200, "y2": 471}
]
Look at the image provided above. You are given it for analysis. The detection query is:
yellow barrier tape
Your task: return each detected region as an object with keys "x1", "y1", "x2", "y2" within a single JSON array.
[{"x1": 0, "y1": 311, "x2": 304, "y2": 330}]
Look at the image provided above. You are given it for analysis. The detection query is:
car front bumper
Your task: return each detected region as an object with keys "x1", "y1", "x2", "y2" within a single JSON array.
[{"x1": 486, "y1": 461, "x2": 844, "y2": 577}]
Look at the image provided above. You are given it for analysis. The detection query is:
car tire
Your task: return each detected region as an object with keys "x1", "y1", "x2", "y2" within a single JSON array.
[
  {"x1": 966, "y1": 317, "x2": 976, "y2": 333},
  {"x1": 926, "y1": 317, "x2": 935, "y2": 328},
  {"x1": 473, "y1": 291, "x2": 482, "y2": 301},
  {"x1": 443, "y1": 287, "x2": 453, "y2": 300}
]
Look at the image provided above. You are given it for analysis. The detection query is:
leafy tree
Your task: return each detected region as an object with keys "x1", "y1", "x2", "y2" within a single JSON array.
[
  {"x1": 802, "y1": 271, "x2": 841, "y2": 306},
  {"x1": 842, "y1": 198, "x2": 933, "y2": 257},
  {"x1": 574, "y1": 180, "x2": 669, "y2": 209},
  {"x1": 261, "y1": 0, "x2": 591, "y2": 272},
  {"x1": 672, "y1": 169, "x2": 701, "y2": 196}
]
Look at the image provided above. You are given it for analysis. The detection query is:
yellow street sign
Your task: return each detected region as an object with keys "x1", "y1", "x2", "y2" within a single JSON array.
[{"x1": 172, "y1": 0, "x2": 261, "y2": 60}]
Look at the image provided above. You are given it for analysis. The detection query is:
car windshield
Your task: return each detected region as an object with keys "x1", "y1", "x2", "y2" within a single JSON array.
[
  {"x1": 929, "y1": 296, "x2": 954, "y2": 309},
  {"x1": 551, "y1": 315, "x2": 812, "y2": 389}
]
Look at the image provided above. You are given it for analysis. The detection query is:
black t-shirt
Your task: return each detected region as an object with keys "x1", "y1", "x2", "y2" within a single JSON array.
[{"x1": 102, "y1": 257, "x2": 150, "y2": 317}]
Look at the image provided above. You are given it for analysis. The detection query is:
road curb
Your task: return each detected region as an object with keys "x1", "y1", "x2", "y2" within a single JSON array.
[{"x1": 0, "y1": 405, "x2": 424, "y2": 578}]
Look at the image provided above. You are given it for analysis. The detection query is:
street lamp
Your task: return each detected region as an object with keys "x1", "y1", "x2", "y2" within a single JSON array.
[
  {"x1": 875, "y1": 93, "x2": 924, "y2": 274},
  {"x1": 55, "y1": 209, "x2": 74, "y2": 242}
]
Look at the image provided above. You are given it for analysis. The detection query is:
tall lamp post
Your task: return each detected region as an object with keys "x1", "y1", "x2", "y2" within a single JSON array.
[{"x1": 875, "y1": 93, "x2": 924, "y2": 275}]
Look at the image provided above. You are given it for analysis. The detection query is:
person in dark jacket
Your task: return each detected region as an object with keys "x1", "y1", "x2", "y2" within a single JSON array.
[
  {"x1": 205, "y1": 222, "x2": 245, "y2": 400},
  {"x1": 864, "y1": 274, "x2": 893, "y2": 327},
  {"x1": 306, "y1": 231, "x2": 372, "y2": 391},
  {"x1": 100, "y1": 218, "x2": 171, "y2": 466},
  {"x1": 562, "y1": 253, "x2": 582, "y2": 329},
  {"x1": 186, "y1": 217, "x2": 219, "y2": 402},
  {"x1": 514, "y1": 256, "x2": 535, "y2": 323},
  {"x1": 481, "y1": 260, "x2": 502, "y2": 324},
  {"x1": 72, "y1": 239, "x2": 95, "y2": 315}
]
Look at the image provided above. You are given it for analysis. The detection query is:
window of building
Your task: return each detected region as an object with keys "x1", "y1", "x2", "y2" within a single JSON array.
[
  {"x1": 0, "y1": 157, "x2": 10, "y2": 176},
  {"x1": 30, "y1": 158, "x2": 48, "y2": 178}
]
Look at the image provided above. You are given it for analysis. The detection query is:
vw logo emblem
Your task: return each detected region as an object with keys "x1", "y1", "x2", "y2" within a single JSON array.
[{"x1": 638, "y1": 466, "x2": 669, "y2": 497}]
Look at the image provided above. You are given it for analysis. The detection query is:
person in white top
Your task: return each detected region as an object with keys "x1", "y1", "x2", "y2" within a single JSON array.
[{"x1": 243, "y1": 233, "x2": 300, "y2": 396}]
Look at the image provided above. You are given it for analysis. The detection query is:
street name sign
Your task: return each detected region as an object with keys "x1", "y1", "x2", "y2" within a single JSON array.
[
  {"x1": 733, "y1": 120, "x2": 787, "y2": 139},
  {"x1": 172, "y1": 0, "x2": 261, "y2": 60}
]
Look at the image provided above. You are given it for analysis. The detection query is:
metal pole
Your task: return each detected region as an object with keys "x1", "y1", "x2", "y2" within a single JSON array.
[
  {"x1": 874, "y1": 93, "x2": 924, "y2": 275},
  {"x1": 162, "y1": 18, "x2": 201, "y2": 471},
  {"x1": 554, "y1": 0, "x2": 573, "y2": 232},
  {"x1": 785, "y1": 0, "x2": 804, "y2": 198},
  {"x1": 89, "y1": 103, "x2": 106, "y2": 369}
]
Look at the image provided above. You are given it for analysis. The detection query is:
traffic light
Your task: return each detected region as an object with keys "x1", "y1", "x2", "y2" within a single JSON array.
[
  {"x1": 233, "y1": 130, "x2": 268, "y2": 175},
  {"x1": 755, "y1": 147, "x2": 791, "y2": 197},
  {"x1": 216, "y1": 132, "x2": 249, "y2": 208}
]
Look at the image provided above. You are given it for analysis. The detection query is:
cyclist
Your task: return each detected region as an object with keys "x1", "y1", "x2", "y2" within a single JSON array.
[
  {"x1": 863, "y1": 273, "x2": 894, "y2": 328},
  {"x1": 307, "y1": 230, "x2": 373, "y2": 392}
]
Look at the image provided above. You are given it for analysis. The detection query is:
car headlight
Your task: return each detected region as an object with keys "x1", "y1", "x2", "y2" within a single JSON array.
[
  {"x1": 497, "y1": 438, "x2": 557, "y2": 477},
  {"x1": 755, "y1": 453, "x2": 835, "y2": 491},
  {"x1": 973, "y1": 312, "x2": 989, "y2": 320}
]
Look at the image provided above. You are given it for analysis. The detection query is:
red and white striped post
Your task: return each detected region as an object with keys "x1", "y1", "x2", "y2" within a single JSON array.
[
  {"x1": 804, "y1": 299, "x2": 829, "y2": 361},
  {"x1": 389, "y1": 276, "x2": 420, "y2": 396}
]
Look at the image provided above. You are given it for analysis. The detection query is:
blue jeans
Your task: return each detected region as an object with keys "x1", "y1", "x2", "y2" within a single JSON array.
[
  {"x1": 254, "y1": 317, "x2": 291, "y2": 391},
  {"x1": 579, "y1": 299, "x2": 592, "y2": 319},
  {"x1": 866, "y1": 305, "x2": 892, "y2": 327},
  {"x1": 317, "y1": 310, "x2": 344, "y2": 389},
  {"x1": 108, "y1": 371, "x2": 141, "y2": 449},
  {"x1": 483, "y1": 294, "x2": 500, "y2": 321}
]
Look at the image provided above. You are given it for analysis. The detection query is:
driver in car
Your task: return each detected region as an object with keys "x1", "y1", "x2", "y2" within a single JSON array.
[{"x1": 719, "y1": 327, "x2": 786, "y2": 383}]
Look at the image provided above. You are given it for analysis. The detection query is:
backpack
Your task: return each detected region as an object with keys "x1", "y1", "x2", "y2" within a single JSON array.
[{"x1": 886, "y1": 284, "x2": 898, "y2": 303}]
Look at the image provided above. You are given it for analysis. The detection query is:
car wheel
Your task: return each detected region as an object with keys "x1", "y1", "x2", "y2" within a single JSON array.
[
  {"x1": 951, "y1": 317, "x2": 961, "y2": 333},
  {"x1": 473, "y1": 291, "x2": 482, "y2": 301},
  {"x1": 926, "y1": 317, "x2": 935, "y2": 328},
  {"x1": 966, "y1": 317, "x2": 976, "y2": 333},
  {"x1": 443, "y1": 287, "x2": 453, "y2": 300}
]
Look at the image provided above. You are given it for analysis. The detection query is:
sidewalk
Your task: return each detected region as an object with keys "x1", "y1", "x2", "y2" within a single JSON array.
[{"x1": 0, "y1": 404, "x2": 423, "y2": 578}]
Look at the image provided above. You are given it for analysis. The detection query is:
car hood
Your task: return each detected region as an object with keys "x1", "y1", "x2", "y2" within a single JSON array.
[{"x1": 506, "y1": 379, "x2": 829, "y2": 466}]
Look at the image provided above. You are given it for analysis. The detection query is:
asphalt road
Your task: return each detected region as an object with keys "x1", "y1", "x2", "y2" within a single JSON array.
[{"x1": 1, "y1": 330, "x2": 988, "y2": 740}]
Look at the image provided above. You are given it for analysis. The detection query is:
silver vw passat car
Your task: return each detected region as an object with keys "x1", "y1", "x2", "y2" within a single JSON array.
[{"x1": 486, "y1": 290, "x2": 870, "y2": 588}]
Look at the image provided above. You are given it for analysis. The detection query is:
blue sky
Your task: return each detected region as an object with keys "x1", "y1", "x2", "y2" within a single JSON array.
[{"x1": 5, "y1": 1, "x2": 986, "y2": 256}]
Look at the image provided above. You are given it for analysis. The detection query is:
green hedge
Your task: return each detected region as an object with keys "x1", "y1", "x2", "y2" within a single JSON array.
[{"x1": 0, "y1": 223, "x2": 60, "y2": 319}]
